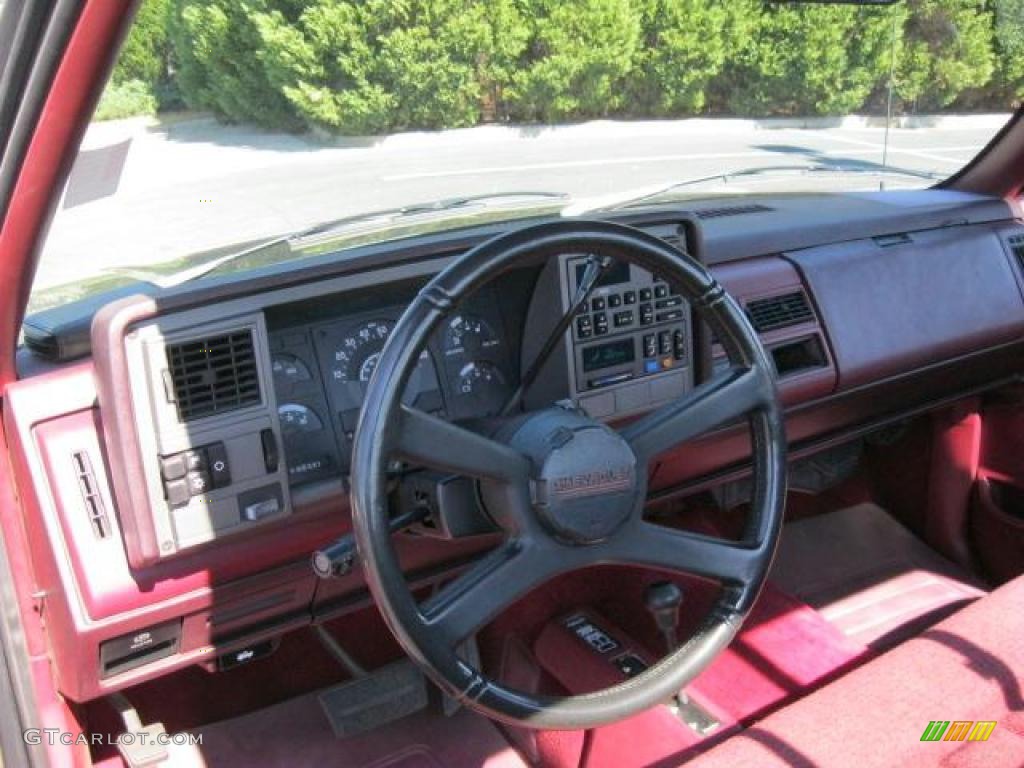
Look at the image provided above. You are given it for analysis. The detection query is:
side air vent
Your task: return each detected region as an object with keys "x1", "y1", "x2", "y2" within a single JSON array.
[
  {"x1": 165, "y1": 330, "x2": 260, "y2": 422},
  {"x1": 694, "y1": 204, "x2": 772, "y2": 220},
  {"x1": 1008, "y1": 233, "x2": 1024, "y2": 273},
  {"x1": 745, "y1": 291, "x2": 814, "y2": 333},
  {"x1": 73, "y1": 450, "x2": 110, "y2": 539}
]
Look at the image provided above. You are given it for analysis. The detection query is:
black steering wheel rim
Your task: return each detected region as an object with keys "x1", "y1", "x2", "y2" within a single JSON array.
[{"x1": 350, "y1": 219, "x2": 787, "y2": 729}]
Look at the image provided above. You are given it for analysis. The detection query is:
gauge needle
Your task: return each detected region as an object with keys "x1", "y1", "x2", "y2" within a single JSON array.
[{"x1": 500, "y1": 254, "x2": 613, "y2": 416}]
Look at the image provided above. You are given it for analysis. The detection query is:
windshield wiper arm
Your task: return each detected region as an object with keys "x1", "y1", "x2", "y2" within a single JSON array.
[
  {"x1": 164, "y1": 191, "x2": 569, "y2": 287},
  {"x1": 563, "y1": 163, "x2": 944, "y2": 215}
]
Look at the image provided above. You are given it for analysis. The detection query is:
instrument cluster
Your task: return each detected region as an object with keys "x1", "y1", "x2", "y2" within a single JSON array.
[{"x1": 267, "y1": 287, "x2": 513, "y2": 487}]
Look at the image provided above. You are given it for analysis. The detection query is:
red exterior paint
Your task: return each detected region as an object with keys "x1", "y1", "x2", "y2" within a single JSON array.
[{"x1": 0, "y1": 1, "x2": 136, "y2": 393}]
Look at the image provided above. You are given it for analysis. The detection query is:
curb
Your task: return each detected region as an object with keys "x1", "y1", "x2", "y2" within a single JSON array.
[{"x1": 81, "y1": 112, "x2": 1012, "y2": 152}]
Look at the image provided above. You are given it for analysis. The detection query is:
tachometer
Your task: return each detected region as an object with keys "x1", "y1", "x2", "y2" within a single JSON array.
[{"x1": 444, "y1": 314, "x2": 499, "y2": 358}]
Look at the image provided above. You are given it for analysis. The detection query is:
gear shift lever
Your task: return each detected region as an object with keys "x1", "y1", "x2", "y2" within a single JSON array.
[
  {"x1": 642, "y1": 581, "x2": 720, "y2": 735},
  {"x1": 644, "y1": 581, "x2": 683, "y2": 654}
]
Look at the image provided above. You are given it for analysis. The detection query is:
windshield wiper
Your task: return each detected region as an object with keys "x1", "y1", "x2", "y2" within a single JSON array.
[
  {"x1": 563, "y1": 164, "x2": 943, "y2": 215},
  {"x1": 296, "y1": 191, "x2": 568, "y2": 239},
  {"x1": 158, "y1": 191, "x2": 568, "y2": 288}
]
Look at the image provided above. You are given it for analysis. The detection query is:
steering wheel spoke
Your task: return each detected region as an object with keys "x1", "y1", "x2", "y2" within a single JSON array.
[
  {"x1": 394, "y1": 405, "x2": 531, "y2": 484},
  {"x1": 419, "y1": 538, "x2": 566, "y2": 647},
  {"x1": 620, "y1": 366, "x2": 770, "y2": 464},
  {"x1": 609, "y1": 521, "x2": 761, "y2": 587}
]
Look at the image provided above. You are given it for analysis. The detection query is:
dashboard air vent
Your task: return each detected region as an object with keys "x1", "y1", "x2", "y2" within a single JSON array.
[
  {"x1": 694, "y1": 204, "x2": 772, "y2": 220},
  {"x1": 746, "y1": 291, "x2": 814, "y2": 333},
  {"x1": 166, "y1": 330, "x2": 260, "y2": 422},
  {"x1": 1008, "y1": 233, "x2": 1024, "y2": 274}
]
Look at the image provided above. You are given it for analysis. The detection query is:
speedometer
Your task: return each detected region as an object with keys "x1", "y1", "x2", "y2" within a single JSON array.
[
  {"x1": 331, "y1": 320, "x2": 393, "y2": 386},
  {"x1": 325, "y1": 317, "x2": 443, "y2": 417}
]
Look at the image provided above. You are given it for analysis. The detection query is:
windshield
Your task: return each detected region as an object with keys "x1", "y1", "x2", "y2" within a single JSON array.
[{"x1": 27, "y1": 0, "x2": 1022, "y2": 315}]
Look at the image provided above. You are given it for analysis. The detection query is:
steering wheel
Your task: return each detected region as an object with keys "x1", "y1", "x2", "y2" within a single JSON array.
[{"x1": 350, "y1": 219, "x2": 786, "y2": 729}]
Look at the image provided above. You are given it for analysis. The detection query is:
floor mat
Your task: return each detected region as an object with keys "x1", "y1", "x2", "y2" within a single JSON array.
[
  {"x1": 770, "y1": 503, "x2": 987, "y2": 649},
  {"x1": 164, "y1": 695, "x2": 527, "y2": 768}
]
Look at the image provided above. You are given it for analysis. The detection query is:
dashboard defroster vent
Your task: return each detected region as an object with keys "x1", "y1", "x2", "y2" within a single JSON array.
[
  {"x1": 166, "y1": 330, "x2": 261, "y2": 422},
  {"x1": 694, "y1": 204, "x2": 772, "y2": 220},
  {"x1": 745, "y1": 291, "x2": 814, "y2": 333}
]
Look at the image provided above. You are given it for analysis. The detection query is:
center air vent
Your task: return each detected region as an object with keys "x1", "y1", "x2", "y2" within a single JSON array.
[
  {"x1": 745, "y1": 291, "x2": 814, "y2": 333},
  {"x1": 694, "y1": 204, "x2": 772, "y2": 220},
  {"x1": 166, "y1": 330, "x2": 260, "y2": 422}
]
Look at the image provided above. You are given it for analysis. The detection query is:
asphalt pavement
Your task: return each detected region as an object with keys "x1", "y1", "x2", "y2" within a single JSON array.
[{"x1": 33, "y1": 113, "x2": 1009, "y2": 295}]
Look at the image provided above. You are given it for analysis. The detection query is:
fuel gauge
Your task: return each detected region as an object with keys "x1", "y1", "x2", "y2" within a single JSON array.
[{"x1": 277, "y1": 403, "x2": 324, "y2": 435}]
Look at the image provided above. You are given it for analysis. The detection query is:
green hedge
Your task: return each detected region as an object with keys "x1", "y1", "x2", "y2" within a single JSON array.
[{"x1": 108, "y1": 0, "x2": 1023, "y2": 130}]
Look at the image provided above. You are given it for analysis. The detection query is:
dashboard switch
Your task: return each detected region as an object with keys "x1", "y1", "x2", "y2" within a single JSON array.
[
  {"x1": 185, "y1": 470, "x2": 211, "y2": 496},
  {"x1": 159, "y1": 449, "x2": 204, "y2": 480},
  {"x1": 206, "y1": 443, "x2": 232, "y2": 488},
  {"x1": 164, "y1": 478, "x2": 190, "y2": 508},
  {"x1": 238, "y1": 484, "x2": 284, "y2": 523},
  {"x1": 260, "y1": 429, "x2": 279, "y2": 473},
  {"x1": 243, "y1": 497, "x2": 280, "y2": 522}
]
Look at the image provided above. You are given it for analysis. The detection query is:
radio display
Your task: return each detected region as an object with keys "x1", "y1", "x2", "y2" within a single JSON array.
[
  {"x1": 575, "y1": 260, "x2": 630, "y2": 288},
  {"x1": 582, "y1": 338, "x2": 635, "y2": 372}
]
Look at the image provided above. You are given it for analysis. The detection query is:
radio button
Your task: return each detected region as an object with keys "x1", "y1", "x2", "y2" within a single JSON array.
[
  {"x1": 658, "y1": 331, "x2": 673, "y2": 356},
  {"x1": 608, "y1": 294, "x2": 622, "y2": 308},
  {"x1": 592, "y1": 297, "x2": 606, "y2": 311},
  {"x1": 639, "y1": 288, "x2": 652, "y2": 301},
  {"x1": 624, "y1": 291, "x2": 636, "y2": 305},
  {"x1": 642, "y1": 334, "x2": 657, "y2": 357},
  {"x1": 673, "y1": 330, "x2": 686, "y2": 360},
  {"x1": 654, "y1": 285, "x2": 669, "y2": 299}
]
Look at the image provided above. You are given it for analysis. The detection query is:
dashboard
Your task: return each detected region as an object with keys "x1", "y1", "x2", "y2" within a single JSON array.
[{"x1": 6, "y1": 190, "x2": 1024, "y2": 703}]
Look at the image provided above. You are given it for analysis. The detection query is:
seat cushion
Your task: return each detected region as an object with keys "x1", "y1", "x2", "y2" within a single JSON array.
[
  {"x1": 770, "y1": 503, "x2": 986, "y2": 649},
  {"x1": 686, "y1": 574, "x2": 1024, "y2": 768}
]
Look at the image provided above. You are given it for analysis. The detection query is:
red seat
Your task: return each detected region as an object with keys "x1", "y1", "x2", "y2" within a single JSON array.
[{"x1": 687, "y1": 574, "x2": 1024, "y2": 767}]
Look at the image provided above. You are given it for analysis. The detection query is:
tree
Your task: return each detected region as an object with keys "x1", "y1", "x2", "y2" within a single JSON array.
[
  {"x1": 896, "y1": 0, "x2": 995, "y2": 110},
  {"x1": 628, "y1": 0, "x2": 756, "y2": 116},
  {"x1": 717, "y1": 3, "x2": 894, "y2": 117},
  {"x1": 255, "y1": 0, "x2": 528, "y2": 133},
  {"x1": 505, "y1": 0, "x2": 642, "y2": 122},
  {"x1": 170, "y1": 0, "x2": 301, "y2": 129}
]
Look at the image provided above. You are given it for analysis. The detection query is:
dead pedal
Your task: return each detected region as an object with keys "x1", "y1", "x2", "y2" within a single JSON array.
[{"x1": 318, "y1": 658, "x2": 428, "y2": 738}]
